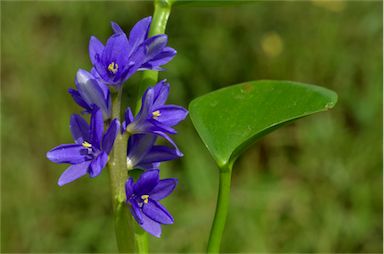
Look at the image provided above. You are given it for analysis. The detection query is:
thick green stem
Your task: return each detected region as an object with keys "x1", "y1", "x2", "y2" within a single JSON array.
[
  {"x1": 108, "y1": 88, "x2": 134, "y2": 252},
  {"x1": 135, "y1": 0, "x2": 172, "y2": 114},
  {"x1": 207, "y1": 165, "x2": 233, "y2": 253}
]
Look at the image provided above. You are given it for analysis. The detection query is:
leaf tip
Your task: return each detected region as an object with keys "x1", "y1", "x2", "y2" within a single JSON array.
[{"x1": 324, "y1": 90, "x2": 338, "y2": 110}]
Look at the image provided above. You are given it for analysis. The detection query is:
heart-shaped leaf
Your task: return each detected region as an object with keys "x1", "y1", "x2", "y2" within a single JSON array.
[{"x1": 189, "y1": 80, "x2": 337, "y2": 169}]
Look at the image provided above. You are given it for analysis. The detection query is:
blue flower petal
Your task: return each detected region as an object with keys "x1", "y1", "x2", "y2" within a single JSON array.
[
  {"x1": 155, "y1": 105, "x2": 189, "y2": 127},
  {"x1": 70, "y1": 114, "x2": 90, "y2": 144},
  {"x1": 140, "y1": 145, "x2": 181, "y2": 165},
  {"x1": 142, "y1": 35, "x2": 168, "y2": 62},
  {"x1": 141, "y1": 47, "x2": 176, "y2": 70},
  {"x1": 105, "y1": 89, "x2": 112, "y2": 116},
  {"x1": 135, "y1": 163, "x2": 158, "y2": 171},
  {"x1": 125, "y1": 178, "x2": 134, "y2": 199},
  {"x1": 47, "y1": 144, "x2": 87, "y2": 164},
  {"x1": 151, "y1": 119, "x2": 177, "y2": 134},
  {"x1": 90, "y1": 108, "x2": 103, "y2": 149},
  {"x1": 68, "y1": 88, "x2": 92, "y2": 111},
  {"x1": 102, "y1": 118, "x2": 119, "y2": 154},
  {"x1": 122, "y1": 107, "x2": 134, "y2": 132},
  {"x1": 126, "y1": 42, "x2": 146, "y2": 72},
  {"x1": 102, "y1": 33, "x2": 129, "y2": 68},
  {"x1": 152, "y1": 80, "x2": 169, "y2": 109},
  {"x1": 126, "y1": 119, "x2": 154, "y2": 135},
  {"x1": 149, "y1": 178, "x2": 178, "y2": 201},
  {"x1": 133, "y1": 169, "x2": 159, "y2": 196},
  {"x1": 58, "y1": 161, "x2": 91, "y2": 186},
  {"x1": 127, "y1": 134, "x2": 156, "y2": 169},
  {"x1": 153, "y1": 131, "x2": 183, "y2": 157},
  {"x1": 142, "y1": 199, "x2": 174, "y2": 225},
  {"x1": 89, "y1": 151, "x2": 108, "y2": 177},
  {"x1": 127, "y1": 90, "x2": 154, "y2": 134},
  {"x1": 94, "y1": 76, "x2": 109, "y2": 102},
  {"x1": 130, "y1": 200, "x2": 144, "y2": 225},
  {"x1": 95, "y1": 33, "x2": 129, "y2": 84},
  {"x1": 139, "y1": 84, "x2": 155, "y2": 118},
  {"x1": 89, "y1": 36, "x2": 104, "y2": 66},
  {"x1": 138, "y1": 65, "x2": 166, "y2": 72},
  {"x1": 140, "y1": 212, "x2": 161, "y2": 238},
  {"x1": 111, "y1": 21, "x2": 124, "y2": 34},
  {"x1": 75, "y1": 69, "x2": 110, "y2": 120},
  {"x1": 127, "y1": 17, "x2": 152, "y2": 56}
]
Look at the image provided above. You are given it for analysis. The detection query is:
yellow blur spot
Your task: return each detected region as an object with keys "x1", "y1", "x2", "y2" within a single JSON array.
[
  {"x1": 311, "y1": 0, "x2": 345, "y2": 12},
  {"x1": 141, "y1": 195, "x2": 149, "y2": 204},
  {"x1": 261, "y1": 32, "x2": 284, "y2": 58},
  {"x1": 108, "y1": 62, "x2": 118, "y2": 74},
  {"x1": 126, "y1": 157, "x2": 134, "y2": 170},
  {"x1": 82, "y1": 141, "x2": 92, "y2": 148},
  {"x1": 152, "y1": 110, "x2": 161, "y2": 119}
]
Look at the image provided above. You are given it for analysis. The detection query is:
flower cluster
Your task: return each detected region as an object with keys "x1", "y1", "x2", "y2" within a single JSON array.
[{"x1": 47, "y1": 17, "x2": 187, "y2": 238}]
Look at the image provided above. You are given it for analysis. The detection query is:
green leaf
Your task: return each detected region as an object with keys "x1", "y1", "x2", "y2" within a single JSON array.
[{"x1": 189, "y1": 80, "x2": 337, "y2": 168}]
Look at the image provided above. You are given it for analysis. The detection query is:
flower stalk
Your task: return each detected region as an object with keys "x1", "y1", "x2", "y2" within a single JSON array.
[
  {"x1": 207, "y1": 164, "x2": 233, "y2": 253},
  {"x1": 108, "y1": 88, "x2": 134, "y2": 252},
  {"x1": 134, "y1": 223, "x2": 149, "y2": 254}
]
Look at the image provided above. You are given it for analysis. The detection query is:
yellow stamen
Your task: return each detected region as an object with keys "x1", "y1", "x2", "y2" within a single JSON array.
[
  {"x1": 152, "y1": 110, "x2": 161, "y2": 119},
  {"x1": 108, "y1": 62, "x2": 118, "y2": 74},
  {"x1": 82, "y1": 141, "x2": 92, "y2": 148},
  {"x1": 141, "y1": 195, "x2": 149, "y2": 204}
]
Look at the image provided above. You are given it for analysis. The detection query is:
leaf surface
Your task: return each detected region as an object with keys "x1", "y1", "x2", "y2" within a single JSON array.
[{"x1": 189, "y1": 80, "x2": 337, "y2": 168}]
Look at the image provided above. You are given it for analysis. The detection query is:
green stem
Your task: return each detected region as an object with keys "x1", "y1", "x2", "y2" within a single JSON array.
[
  {"x1": 135, "y1": 0, "x2": 172, "y2": 114},
  {"x1": 134, "y1": 222, "x2": 149, "y2": 254},
  {"x1": 108, "y1": 88, "x2": 134, "y2": 252},
  {"x1": 207, "y1": 165, "x2": 233, "y2": 253}
]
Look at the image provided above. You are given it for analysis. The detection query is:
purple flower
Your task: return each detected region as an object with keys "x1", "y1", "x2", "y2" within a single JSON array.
[
  {"x1": 46, "y1": 108, "x2": 119, "y2": 186},
  {"x1": 124, "y1": 80, "x2": 188, "y2": 150},
  {"x1": 125, "y1": 169, "x2": 177, "y2": 237},
  {"x1": 89, "y1": 17, "x2": 176, "y2": 86},
  {"x1": 68, "y1": 69, "x2": 111, "y2": 120},
  {"x1": 126, "y1": 134, "x2": 182, "y2": 171}
]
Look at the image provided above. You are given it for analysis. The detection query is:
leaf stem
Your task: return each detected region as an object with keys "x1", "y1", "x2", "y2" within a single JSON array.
[
  {"x1": 207, "y1": 165, "x2": 233, "y2": 253},
  {"x1": 135, "y1": 0, "x2": 172, "y2": 115},
  {"x1": 108, "y1": 88, "x2": 134, "y2": 252}
]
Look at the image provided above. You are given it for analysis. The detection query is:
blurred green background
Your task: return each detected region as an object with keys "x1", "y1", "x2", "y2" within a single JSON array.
[{"x1": 1, "y1": 1, "x2": 382, "y2": 252}]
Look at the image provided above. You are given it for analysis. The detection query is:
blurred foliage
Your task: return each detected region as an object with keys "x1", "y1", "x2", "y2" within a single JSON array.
[{"x1": 1, "y1": 1, "x2": 382, "y2": 252}]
